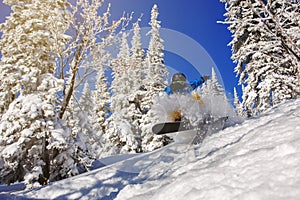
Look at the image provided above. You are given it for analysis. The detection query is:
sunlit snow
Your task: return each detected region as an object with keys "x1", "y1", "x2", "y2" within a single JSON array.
[{"x1": 1, "y1": 99, "x2": 300, "y2": 200}]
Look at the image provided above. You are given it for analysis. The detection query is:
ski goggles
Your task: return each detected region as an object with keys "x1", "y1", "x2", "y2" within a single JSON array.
[{"x1": 173, "y1": 81, "x2": 186, "y2": 85}]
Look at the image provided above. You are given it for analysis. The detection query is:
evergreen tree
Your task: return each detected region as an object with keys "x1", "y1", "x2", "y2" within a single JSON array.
[
  {"x1": 260, "y1": 0, "x2": 300, "y2": 104},
  {"x1": 200, "y1": 67, "x2": 225, "y2": 97},
  {"x1": 140, "y1": 4, "x2": 171, "y2": 152},
  {"x1": 257, "y1": 0, "x2": 300, "y2": 66},
  {"x1": 127, "y1": 20, "x2": 146, "y2": 152},
  {"x1": 130, "y1": 20, "x2": 145, "y2": 90},
  {"x1": 0, "y1": 94, "x2": 77, "y2": 188},
  {"x1": 93, "y1": 70, "x2": 110, "y2": 134},
  {"x1": 61, "y1": 95, "x2": 93, "y2": 172},
  {"x1": 221, "y1": 0, "x2": 300, "y2": 115},
  {"x1": 142, "y1": 4, "x2": 168, "y2": 111},
  {"x1": 211, "y1": 67, "x2": 225, "y2": 96},
  {"x1": 0, "y1": 0, "x2": 70, "y2": 116},
  {"x1": 0, "y1": 0, "x2": 78, "y2": 188},
  {"x1": 92, "y1": 68, "x2": 109, "y2": 158},
  {"x1": 234, "y1": 87, "x2": 240, "y2": 110},
  {"x1": 200, "y1": 79, "x2": 212, "y2": 97},
  {"x1": 0, "y1": 0, "x2": 130, "y2": 186},
  {"x1": 234, "y1": 87, "x2": 244, "y2": 117},
  {"x1": 104, "y1": 33, "x2": 140, "y2": 155},
  {"x1": 74, "y1": 82, "x2": 99, "y2": 163}
]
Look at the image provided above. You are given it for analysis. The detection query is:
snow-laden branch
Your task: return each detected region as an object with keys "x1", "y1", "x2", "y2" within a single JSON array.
[
  {"x1": 217, "y1": 17, "x2": 272, "y2": 25},
  {"x1": 59, "y1": 0, "x2": 131, "y2": 119}
]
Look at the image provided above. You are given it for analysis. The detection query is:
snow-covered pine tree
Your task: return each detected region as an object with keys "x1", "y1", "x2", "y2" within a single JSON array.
[
  {"x1": 0, "y1": 0, "x2": 70, "y2": 117},
  {"x1": 240, "y1": 84, "x2": 252, "y2": 117},
  {"x1": 93, "y1": 70, "x2": 110, "y2": 134},
  {"x1": 91, "y1": 68, "x2": 109, "y2": 158},
  {"x1": 104, "y1": 33, "x2": 140, "y2": 156},
  {"x1": 0, "y1": 0, "x2": 78, "y2": 188},
  {"x1": 60, "y1": 68, "x2": 90, "y2": 164},
  {"x1": 259, "y1": 0, "x2": 300, "y2": 104},
  {"x1": 60, "y1": 95, "x2": 92, "y2": 173},
  {"x1": 234, "y1": 87, "x2": 240, "y2": 110},
  {"x1": 200, "y1": 67, "x2": 225, "y2": 97},
  {"x1": 142, "y1": 4, "x2": 168, "y2": 111},
  {"x1": 221, "y1": 0, "x2": 300, "y2": 115},
  {"x1": 0, "y1": 94, "x2": 77, "y2": 188},
  {"x1": 63, "y1": 96, "x2": 78, "y2": 136},
  {"x1": 200, "y1": 79, "x2": 212, "y2": 97},
  {"x1": 140, "y1": 4, "x2": 171, "y2": 152},
  {"x1": 211, "y1": 67, "x2": 225, "y2": 96},
  {"x1": 234, "y1": 87, "x2": 244, "y2": 117},
  {"x1": 257, "y1": 0, "x2": 300, "y2": 69},
  {"x1": 130, "y1": 20, "x2": 145, "y2": 90},
  {"x1": 126, "y1": 20, "x2": 146, "y2": 151},
  {"x1": 73, "y1": 81, "x2": 100, "y2": 164}
]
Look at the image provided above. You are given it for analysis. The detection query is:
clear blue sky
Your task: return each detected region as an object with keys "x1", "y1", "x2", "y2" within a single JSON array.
[{"x1": 0, "y1": 0, "x2": 238, "y2": 99}]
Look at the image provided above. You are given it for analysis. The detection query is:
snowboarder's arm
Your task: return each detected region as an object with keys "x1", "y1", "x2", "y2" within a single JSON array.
[
  {"x1": 189, "y1": 78, "x2": 203, "y2": 90},
  {"x1": 189, "y1": 76, "x2": 210, "y2": 90},
  {"x1": 164, "y1": 86, "x2": 173, "y2": 95}
]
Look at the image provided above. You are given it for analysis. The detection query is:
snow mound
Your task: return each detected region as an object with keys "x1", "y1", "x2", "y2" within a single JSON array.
[{"x1": 5, "y1": 99, "x2": 300, "y2": 200}]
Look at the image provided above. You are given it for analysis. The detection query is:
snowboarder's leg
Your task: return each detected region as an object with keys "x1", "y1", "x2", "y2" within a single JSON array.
[
  {"x1": 191, "y1": 115, "x2": 212, "y2": 145},
  {"x1": 191, "y1": 126, "x2": 208, "y2": 145}
]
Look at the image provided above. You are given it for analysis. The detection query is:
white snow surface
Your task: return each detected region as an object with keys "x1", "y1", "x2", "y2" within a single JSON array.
[{"x1": 2, "y1": 99, "x2": 300, "y2": 200}]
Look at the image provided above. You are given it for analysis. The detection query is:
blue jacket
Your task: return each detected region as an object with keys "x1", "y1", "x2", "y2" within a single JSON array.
[{"x1": 164, "y1": 78, "x2": 203, "y2": 95}]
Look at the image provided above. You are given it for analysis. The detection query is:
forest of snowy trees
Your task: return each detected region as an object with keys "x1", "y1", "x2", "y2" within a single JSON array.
[
  {"x1": 222, "y1": 0, "x2": 300, "y2": 116},
  {"x1": 0, "y1": 0, "x2": 160, "y2": 187},
  {"x1": 0, "y1": 0, "x2": 188, "y2": 188},
  {"x1": 0, "y1": 0, "x2": 299, "y2": 189}
]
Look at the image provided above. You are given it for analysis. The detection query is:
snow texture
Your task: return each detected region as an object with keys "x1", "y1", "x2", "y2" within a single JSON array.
[{"x1": 1, "y1": 98, "x2": 299, "y2": 199}]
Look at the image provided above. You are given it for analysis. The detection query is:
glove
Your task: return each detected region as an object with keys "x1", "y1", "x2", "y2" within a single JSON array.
[
  {"x1": 192, "y1": 93, "x2": 205, "y2": 105},
  {"x1": 201, "y1": 75, "x2": 210, "y2": 83}
]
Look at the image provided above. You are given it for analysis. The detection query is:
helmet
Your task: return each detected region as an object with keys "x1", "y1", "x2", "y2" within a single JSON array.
[{"x1": 172, "y1": 73, "x2": 186, "y2": 83}]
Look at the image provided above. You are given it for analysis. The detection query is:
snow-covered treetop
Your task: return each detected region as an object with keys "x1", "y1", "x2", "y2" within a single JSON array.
[{"x1": 131, "y1": 20, "x2": 144, "y2": 61}]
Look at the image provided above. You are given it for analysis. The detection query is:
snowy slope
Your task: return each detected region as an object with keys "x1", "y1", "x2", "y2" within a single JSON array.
[{"x1": 3, "y1": 99, "x2": 300, "y2": 199}]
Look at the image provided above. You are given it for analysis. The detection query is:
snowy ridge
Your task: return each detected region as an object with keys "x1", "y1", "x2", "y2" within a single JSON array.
[{"x1": 5, "y1": 99, "x2": 300, "y2": 199}]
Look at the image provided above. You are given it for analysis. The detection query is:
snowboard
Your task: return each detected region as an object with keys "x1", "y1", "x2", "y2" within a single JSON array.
[
  {"x1": 152, "y1": 121, "x2": 191, "y2": 135},
  {"x1": 152, "y1": 116, "x2": 228, "y2": 144},
  {"x1": 152, "y1": 117, "x2": 228, "y2": 135}
]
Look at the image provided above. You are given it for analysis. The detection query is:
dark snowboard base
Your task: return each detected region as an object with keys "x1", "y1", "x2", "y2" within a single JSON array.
[
  {"x1": 152, "y1": 117, "x2": 228, "y2": 135},
  {"x1": 152, "y1": 121, "x2": 191, "y2": 135}
]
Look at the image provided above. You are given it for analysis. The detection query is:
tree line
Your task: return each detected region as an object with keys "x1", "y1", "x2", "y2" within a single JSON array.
[{"x1": 0, "y1": 0, "x2": 170, "y2": 188}]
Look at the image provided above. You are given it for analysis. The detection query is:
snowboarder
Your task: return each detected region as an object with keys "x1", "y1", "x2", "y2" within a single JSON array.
[
  {"x1": 164, "y1": 72, "x2": 209, "y2": 121},
  {"x1": 164, "y1": 73, "x2": 210, "y2": 95},
  {"x1": 153, "y1": 72, "x2": 227, "y2": 144}
]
